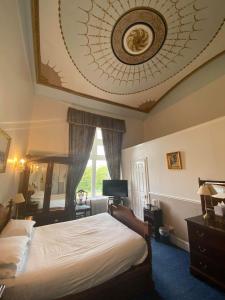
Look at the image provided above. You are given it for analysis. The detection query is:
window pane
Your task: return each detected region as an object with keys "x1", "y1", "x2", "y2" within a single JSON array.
[
  {"x1": 97, "y1": 145, "x2": 105, "y2": 156},
  {"x1": 77, "y1": 160, "x2": 92, "y2": 196},
  {"x1": 96, "y1": 128, "x2": 102, "y2": 140},
  {"x1": 95, "y1": 160, "x2": 110, "y2": 196}
]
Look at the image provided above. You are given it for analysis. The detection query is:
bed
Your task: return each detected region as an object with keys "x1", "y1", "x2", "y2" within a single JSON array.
[{"x1": 0, "y1": 204, "x2": 153, "y2": 300}]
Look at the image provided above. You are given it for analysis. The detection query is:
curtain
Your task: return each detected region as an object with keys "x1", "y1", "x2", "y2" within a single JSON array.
[
  {"x1": 102, "y1": 129, "x2": 123, "y2": 180},
  {"x1": 67, "y1": 108, "x2": 126, "y2": 132},
  {"x1": 66, "y1": 123, "x2": 96, "y2": 219},
  {"x1": 66, "y1": 108, "x2": 126, "y2": 218}
]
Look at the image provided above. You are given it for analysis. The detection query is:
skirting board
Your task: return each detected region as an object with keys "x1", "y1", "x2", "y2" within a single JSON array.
[{"x1": 169, "y1": 233, "x2": 190, "y2": 252}]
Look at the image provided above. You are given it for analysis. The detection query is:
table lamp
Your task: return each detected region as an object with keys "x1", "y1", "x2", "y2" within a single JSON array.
[
  {"x1": 14, "y1": 193, "x2": 25, "y2": 218},
  {"x1": 197, "y1": 185, "x2": 212, "y2": 219}
]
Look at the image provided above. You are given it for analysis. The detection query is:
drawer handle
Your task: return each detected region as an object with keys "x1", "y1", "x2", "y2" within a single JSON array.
[
  {"x1": 199, "y1": 261, "x2": 208, "y2": 270},
  {"x1": 198, "y1": 246, "x2": 207, "y2": 254},
  {"x1": 196, "y1": 230, "x2": 205, "y2": 238}
]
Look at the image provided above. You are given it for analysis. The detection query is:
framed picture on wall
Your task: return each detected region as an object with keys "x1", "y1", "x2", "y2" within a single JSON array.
[
  {"x1": 0, "y1": 128, "x2": 11, "y2": 173},
  {"x1": 166, "y1": 151, "x2": 182, "y2": 170}
]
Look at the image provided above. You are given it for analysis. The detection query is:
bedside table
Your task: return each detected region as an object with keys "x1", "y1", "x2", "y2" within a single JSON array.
[{"x1": 144, "y1": 205, "x2": 163, "y2": 240}]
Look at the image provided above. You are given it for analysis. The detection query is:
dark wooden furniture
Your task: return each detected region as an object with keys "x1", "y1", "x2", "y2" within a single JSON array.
[
  {"x1": 186, "y1": 215, "x2": 225, "y2": 290},
  {"x1": 144, "y1": 205, "x2": 163, "y2": 240},
  {"x1": 20, "y1": 155, "x2": 73, "y2": 225},
  {"x1": 0, "y1": 203, "x2": 153, "y2": 300},
  {"x1": 75, "y1": 204, "x2": 91, "y2": 219}
]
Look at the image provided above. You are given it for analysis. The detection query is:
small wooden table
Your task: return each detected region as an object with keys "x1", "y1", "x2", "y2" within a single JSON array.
[
  {"x1": 144, "y1": 205, "x2": 163, "y2": 240},
  {"x1": 75, "y1": 204, "x2": 91, "y2": 219}
]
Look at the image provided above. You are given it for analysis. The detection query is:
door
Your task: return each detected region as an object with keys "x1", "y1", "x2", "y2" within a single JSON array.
[{"x1": 131, "y1": 157, "x2": 150, "y2": 220}]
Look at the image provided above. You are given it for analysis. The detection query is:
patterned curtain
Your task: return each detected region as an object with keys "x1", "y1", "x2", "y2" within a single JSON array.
[
  {"x1": 66, "y1": 124, "x2": 96, "y2": 219},
  {"x1": 66, "y1": 108, "x2": 126, "y2": 218},
  {"x1": 102, "y1": 129, "x2": 123, "y2": 180}
]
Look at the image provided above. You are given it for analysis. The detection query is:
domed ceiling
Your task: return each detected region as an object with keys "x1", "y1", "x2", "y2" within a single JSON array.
[{"x1": 33, "y1": 0, "x2": 225, "y2": 112}]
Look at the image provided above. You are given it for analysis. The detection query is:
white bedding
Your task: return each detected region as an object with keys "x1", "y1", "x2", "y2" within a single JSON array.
[{"x1": 2, "y1": 213, "x2": 148, "y2": 300}]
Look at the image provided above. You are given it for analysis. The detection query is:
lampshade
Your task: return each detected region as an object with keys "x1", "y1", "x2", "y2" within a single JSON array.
[
  {"x1": 14, "y1": 193, "x2": 25, "y2": 204},
  {"x1": 197, "y1": 185, "x2": 211, "y2": 196}
]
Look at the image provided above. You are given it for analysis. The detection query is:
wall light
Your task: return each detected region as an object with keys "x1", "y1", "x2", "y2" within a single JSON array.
[{"x1": 8, "y1": 157, "x2": 26, "y2": 172}]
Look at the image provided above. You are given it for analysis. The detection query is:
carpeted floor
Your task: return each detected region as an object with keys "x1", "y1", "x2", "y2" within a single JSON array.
[{"x1": 134, "y1": 239, "x2": 225, "y2": 300}]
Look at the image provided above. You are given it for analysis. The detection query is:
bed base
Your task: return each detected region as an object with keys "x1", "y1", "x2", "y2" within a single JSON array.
[
  {"x1": 57, "y1": 205, "x2": 153, "y2": 300},
  {"x1": 62, "y1": 261, "x2": 153, "y2": 300}
]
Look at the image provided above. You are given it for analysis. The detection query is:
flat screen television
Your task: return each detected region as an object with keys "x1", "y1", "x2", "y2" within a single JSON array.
[{"x1": 103, "y1": 180, "x2": 128, "y2": 197}]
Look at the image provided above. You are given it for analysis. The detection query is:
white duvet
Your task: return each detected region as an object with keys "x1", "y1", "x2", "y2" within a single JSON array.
[{"x1": 3, "y1": 213, "x2": 148, "y2": 300}]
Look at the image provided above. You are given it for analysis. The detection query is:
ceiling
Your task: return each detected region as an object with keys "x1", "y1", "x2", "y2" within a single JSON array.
[{"x1": 33, "y1": 0, "x2": 225, "y2": 112}]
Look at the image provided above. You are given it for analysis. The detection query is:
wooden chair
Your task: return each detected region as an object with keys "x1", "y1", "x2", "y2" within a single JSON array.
[{"x1": 75, "y1": 190, "x2": 91, "y2": 219}]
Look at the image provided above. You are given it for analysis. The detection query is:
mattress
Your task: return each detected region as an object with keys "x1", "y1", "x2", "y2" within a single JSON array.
[{"x1": 3, "y1": 213, "x2": 148, "y2": 300}]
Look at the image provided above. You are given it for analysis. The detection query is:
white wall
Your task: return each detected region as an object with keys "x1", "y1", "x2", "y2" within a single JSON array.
[
  {"x1": 122, "y1": 116, "x2": 225, "y2": 245},
  {"x1": 27, "y1": 95, "x2": 144, "y2": 155},
  {"x1": 0, "y1": 0, "x2": 34, "y2": 204},
  {"x1": 143, "y1": 52, "x2": 225, "y2": 141}
]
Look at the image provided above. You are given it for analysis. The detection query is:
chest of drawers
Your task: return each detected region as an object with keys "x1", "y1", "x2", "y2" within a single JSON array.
[{"x1": 186, "y1": 215, "x2": 225, "y2": 290}]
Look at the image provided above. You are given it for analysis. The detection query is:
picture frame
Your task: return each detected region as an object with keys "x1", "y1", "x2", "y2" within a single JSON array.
[
  {"x1": 166, "y1": 151, "x2": 182, "y2": 170},
  {"x1": 0, "y1": 128, "x2": 11, "y2": 173}
]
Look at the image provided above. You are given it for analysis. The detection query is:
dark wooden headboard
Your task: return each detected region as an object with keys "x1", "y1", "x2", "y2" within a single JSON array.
[
  {"x1": 0, "y1": 200, "x2": 13, "y2": 232},
  {"x1": 198, "y1": 178, "x2": 225, "y2": 214}
]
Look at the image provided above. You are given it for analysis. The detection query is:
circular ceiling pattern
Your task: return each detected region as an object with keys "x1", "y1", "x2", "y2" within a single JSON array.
[
  {"x1": 111, "y1": 8, "x2": 167, "y2": 65},
  {"x1": 123, "y1": 24, "x2": 153, "y2": 56},
  {"x1": 59, "y1": 0, "x2": 225, "y2": 95}
]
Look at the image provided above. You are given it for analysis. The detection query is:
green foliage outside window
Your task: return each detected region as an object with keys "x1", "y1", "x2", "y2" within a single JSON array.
[
  {"x1": 77, "y1": 165, "x2": 109, "y2": 196},
  {"x1": 77, "y1": 166, "x2": 92, "y2": 194},
  {"x1": 96, "y1": 165, "x2": 109, "y2": 195}
]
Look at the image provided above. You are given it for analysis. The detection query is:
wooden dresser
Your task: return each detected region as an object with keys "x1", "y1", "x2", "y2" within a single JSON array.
[{"x1": 186, "y1": 215, "x2": 225, "y2": 290}]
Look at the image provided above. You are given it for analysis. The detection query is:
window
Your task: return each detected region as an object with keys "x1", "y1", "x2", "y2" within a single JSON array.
[{"x1": 77, "y1": 128, "x2": 110, "y2": 197}]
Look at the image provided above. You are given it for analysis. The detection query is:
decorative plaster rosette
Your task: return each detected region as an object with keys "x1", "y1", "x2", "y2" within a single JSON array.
[{"x1": 59, "y1": 0, "x2": 225, "y2": 95}]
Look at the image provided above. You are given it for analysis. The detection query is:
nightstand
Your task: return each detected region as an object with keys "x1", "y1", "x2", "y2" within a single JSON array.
[{"x1": 144, "y1": 205, "x2": 163, "y2": 240}]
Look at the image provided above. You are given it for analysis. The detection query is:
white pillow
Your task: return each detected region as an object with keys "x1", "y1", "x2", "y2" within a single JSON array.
[
  {"x1": 0, "y1": 236, "x2": 29, "y2": 265},
  {"x1": 0, "y1": 236, "x2": 29, "y2": 279},
  {"x1": 0, "y1": 219, "x2": 36, "y2": 239}
]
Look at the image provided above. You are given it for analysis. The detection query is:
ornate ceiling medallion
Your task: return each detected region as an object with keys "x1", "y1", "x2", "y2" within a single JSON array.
[
  {"x1": 59, "y1": 0, "x2": 225, "y2": 96},
  {"x1": 112, "y1": 8, "x2": 167, "y2": 65},
  {"x1": 123, "y1": 24, "x2": 153, "y2": 56}
]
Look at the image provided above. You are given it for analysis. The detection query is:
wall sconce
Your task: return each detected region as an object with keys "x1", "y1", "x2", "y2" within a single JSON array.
[{"x1": 8, "y1": 157, "x2": 26, "y2": 172}]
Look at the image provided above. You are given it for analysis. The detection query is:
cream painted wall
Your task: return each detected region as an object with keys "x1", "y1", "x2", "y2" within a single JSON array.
[
  {"x1": 0, "y1": 0, "x2": 34, "y2": 204},
  {"x1": 122, "y1": 116, "x2": 225, "y2": 245},
  {"x1": 143, "y1": 52, "x2": 225, "y2": 141},
  {"x1": 27, "y1": 95, "x2": 144, "y2": 155}
]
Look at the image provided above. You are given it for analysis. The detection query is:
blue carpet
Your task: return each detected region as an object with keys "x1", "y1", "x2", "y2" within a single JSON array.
[{"x1": 135, "y1": 239, "x2": 225, "y2": 300}]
